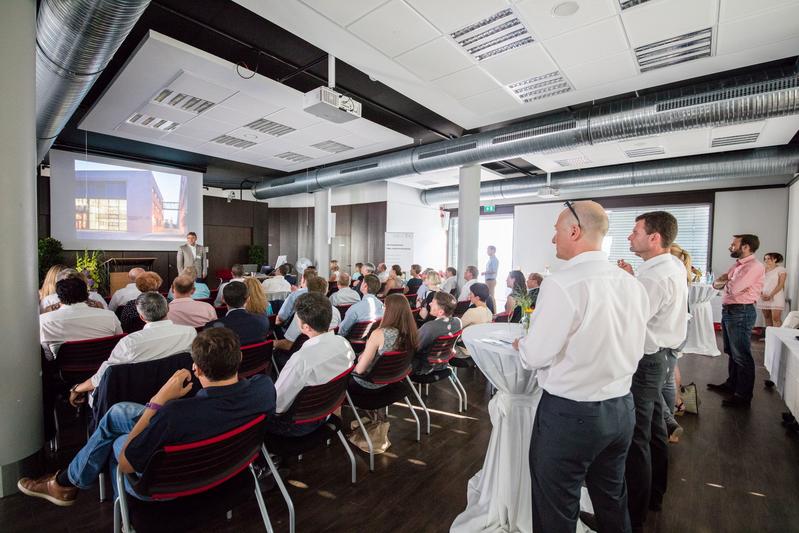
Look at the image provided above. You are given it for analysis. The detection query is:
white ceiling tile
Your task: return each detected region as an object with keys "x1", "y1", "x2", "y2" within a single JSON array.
[
  {"x1": 200, "y1": 104, "x2": 266, "y2": 127},
  {"x1": 220, "y1": 92, "x2": 283, "y2": 119},
  {"x1": 479, "y1": 42, "x2": 557, "y2": 85},
  {"x1": 621, "y1": 0, "x2": 717, "y2": 49},
  {"x1": 717, "y1": 3, "x2": 799, "y2": 55},
  {"x1": 431, "y1": 66, "x2": 503, "y2": 99},
  {"x1": 719, "y1": 0, "x2": 798, "y2": 22},
  {"x1": 285, "y1": 121, "x2": 349, "y2": 145},
  {"x1": 264, "y1": 108, "x2": 322, "y2": 130},
  {"x1": 135, "y1": 102, "x2": 194, "y2": 123},
  {"x1": 335, "y1": 132, "x2": 373, "y2": 149},
  {"x1": 172, "y1": 116, "x2": 233, "y2": 141},
  {"x1": 161, "y1": 133, "x2": 207, "y2": 148},
  {"x1": 516, "y1": 0, "x2": 618, "y2": 40},
  {"x1": 561, "y1": 50, "x2": 638, "y2": 89},
  {"x1": 404, "y1": 0, "x2": 510, "y2": 34},
  {"x1": 395, "y1": 37, "x2": 474, "y2": 81},
  {"x1": 543, "y1": 16, "x2": 629, "y2": 69},
  {"x1": 163, "y1": 71, "x2": 238, "y2": 104},
  {"x1": 114, "y1": 123, "x2": 168, "y2": 140},
  {"x1": 459, "y1": 88, "x2": 520, "y2": 111},
  {"x1": 300, "y1": 0, "x2": 389, "y2": 26},
  {"x1": 347, "y1": 0, "x2": 440, "y2": 58}
]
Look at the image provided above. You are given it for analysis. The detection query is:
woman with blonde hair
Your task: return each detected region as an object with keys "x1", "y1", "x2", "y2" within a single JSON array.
[
  {"x1": 243, "y1": 277, "x2": 272, "y2": 316},
  {"x1": 417, "y1": 270, "x2": 442, "y2": 320},
  {"x1": 39, "y1": 264, "x2": 66, "y2": 301}
]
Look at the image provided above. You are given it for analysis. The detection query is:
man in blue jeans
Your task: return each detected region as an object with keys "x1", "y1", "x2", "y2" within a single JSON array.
[
  {"x1": 17, "y1": 328, "x2": 276, "y2": 506},
  {"x1": 708, "y1": 234, "x2": 765, "y2": 408}
]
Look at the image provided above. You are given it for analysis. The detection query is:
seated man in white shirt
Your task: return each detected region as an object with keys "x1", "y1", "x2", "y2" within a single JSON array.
[
  {"x1": 214, "y1": 264, "x2": 246, "y2": 306},
  {"x1": 376, "y1": 263, "x2": 389, "y2": 283},
  {"x1": 108, "y1": 268, "x2": 144, "y2": 312},
  {"x1": 40, "y1": 269, "x2": 108, "y2": 313},
  {"x1": 68, "y1": 292, "x2": 197, "y2": 408},
  {"x1": 167, "y1": 275, "x2": 217, "y2": 327},
  {"x1": 40, "y1": 278, "x2": 123, "y2": 358},
  {"x1": 457, "y1": 265, "x2": 479, "y2": 302},
  {"x1": 275, "y1": 276, "x2": 341, "y2": 352},
  {"x1": 441, "y1": 267, "x2": 458, "y2": 295},
  {"x1": 329, "y1": 272, "x2": 361, "y2": 306},
  {"x1": 267, "y1": 292, "x2": 355, "y2": 436},
  {"x1": 262, "y1": 263, "x2": 292, "y2": 300}
]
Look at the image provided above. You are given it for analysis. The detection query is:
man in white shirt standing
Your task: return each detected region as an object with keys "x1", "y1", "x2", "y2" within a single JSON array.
[
  {"x1": 268, "y1": 292, "x2": 354, "y2": 436},
  {"x1": 108, "y1": 268, "x2": 144, "y2": 312},
  {"x1": 482, "y1": 245, "x2": 499, "y2": 301},
  {"x1": 457, "y1": 266, "x2": 479, "y2": 302},
  {"x1": 617, "y1": 211, "x2": 688, "y2": 533},
  {"x1": 177, "y1": 231, "x2": 207, "y2": 279},
  {"x1": 513, "y1": 200, "x2": 649, "y2": 533}
]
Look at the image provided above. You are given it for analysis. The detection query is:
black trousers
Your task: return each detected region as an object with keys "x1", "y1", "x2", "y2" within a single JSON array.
[
  {"x1": 625, "y1": 349, "x2": 670, "y2": 531},
  {"x1": 530, "y1": 391, "x2": 635, "y2": 533}
]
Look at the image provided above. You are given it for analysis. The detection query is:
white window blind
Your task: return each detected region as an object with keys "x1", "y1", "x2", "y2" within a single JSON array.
[{"x1": 603, "y1": 203, "x2": 711, "y2": 274}]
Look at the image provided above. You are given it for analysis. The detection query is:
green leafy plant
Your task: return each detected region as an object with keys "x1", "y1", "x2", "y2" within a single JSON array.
[
  {"x1": 512, "y1": 289, "x2": 536, "y2": 332},
  {"x1": 38, "y1": 237, "x2": 64, "y2": 282},
  {"x1": 76, "y1": 250, "x2": 108, "y2": 295},
  {"x1": 248, "y1": 244, "x2": 265, "y2": 267}
]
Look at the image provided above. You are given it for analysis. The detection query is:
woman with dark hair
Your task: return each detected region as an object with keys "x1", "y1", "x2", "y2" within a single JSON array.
[
  {"x1": 379, "y1": 264, "x2": 406, "y2": 296},
  {"x1": 757, "y1": 252, "x2": 787, "y2": 327},
  {"x1": 504, "y1": 270, "x2": 527, "y2": 314}
]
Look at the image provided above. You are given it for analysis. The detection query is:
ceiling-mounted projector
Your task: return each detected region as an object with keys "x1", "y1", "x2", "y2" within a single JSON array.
[
  {"x1": 303, "y1": 86, "x2": 362, "y2": 123},
  {"x1": 537, "y1": 186, "x2": 560, "y2": 199}
]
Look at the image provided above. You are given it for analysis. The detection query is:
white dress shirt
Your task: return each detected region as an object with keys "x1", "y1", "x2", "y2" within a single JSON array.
[
  {"x1": 284, "y1": 305, "x2": 341, "y2": 342},
  {"x1": 90, "y1": 320, "x2": 197, "y2": 388},
  {"x1": 458, "y1": 279, "x2": 477, "y2": 301},
  {"x1": 518, "y1": 251, "x2": 650, "y2": 402},
  {"x1": 40, "y1": 291, "x2": 108, "y2": 312},
  {"x1": 188, "y1": 244, "x2": 197, "y2": 259},
  {"x1": 329, "y1": 287, "x2": 361, "y2": 306},
  {"x1": 274, "y1": 331, "x2": 354, "y2": 413},
  {"x1": 636, "y1": 253, "x2": 689, "y2": 354},
  {"x1": 441, "y1": 276, "x2": 457, "y2": 294},
  {"x1": 377, "y1": 270, "x2": 389, "y2": 283},
  {"x1": 108, "y1": 283, "x2": 142, "y2": 312},
  {"x1": 262, "y1": 275, "x2": 291, "y2": 295},
  {"x1": 40, "y1": 302, "x2": 122, "y2": 355}
]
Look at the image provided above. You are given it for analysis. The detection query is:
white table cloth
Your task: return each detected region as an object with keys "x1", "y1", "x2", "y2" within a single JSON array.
[
  {"x1": 683, "y1": 283, "x2": 721, "y2": 357},
  {"x1": 451, "y1": 323, "x2": 593, "y2": 533},
  {"x1": 764, "y1": 327, "x2": 799, "y2": 416}
]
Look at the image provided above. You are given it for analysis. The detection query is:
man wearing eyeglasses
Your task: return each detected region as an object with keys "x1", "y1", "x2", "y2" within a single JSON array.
[{"x1": 513, "y1": 200, "x2": 650, "y2": 533}]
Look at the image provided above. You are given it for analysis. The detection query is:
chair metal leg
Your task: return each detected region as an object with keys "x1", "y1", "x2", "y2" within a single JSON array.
[
  {"x1": 345, "y1": 392, "x2": 374, "y2": 471},
  {"x1": 448, "y1": 375, "x2": 464, "y2": 412},
  {"x1": 404, "y1": 396, "x2": 421, "y2": 442},
  {"x1": 249, "y1": 463, "x2": 275, "y2": 533},
  {"x1": 52, "y1": 407, "x2": 59, "y2": 452},
  {"x1": 116, "y1": 469, "x2": 131, "y2": 533},
  {"x1": 425, "y1": 384, "x2": 429, "y2": 396},
  {"x1": 451, "y1": 369, "x2": 468, "y2": 410},
  {"x1": 335, "y1": 430, "x2": 357, "y2": 484},
  {"x1": 113, "y1": 496, "x2": 121, "y2": 533},
  {"x1": 272, "y1": 356, "x2": 280, "y2": 376},
  {"x1": 262, "y1": 445, "x2": 295, "y2": 533},
  {"x1": 99, "y1": 472, "x2": 106, "y2": 502},
  {"x1": 407, "y1": 377, "x2": 431, "y2": 434}
]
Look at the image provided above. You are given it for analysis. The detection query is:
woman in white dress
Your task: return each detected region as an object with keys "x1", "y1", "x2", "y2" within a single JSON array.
[{"x1": 757, "y1": 252, "x2": 787, "y2": 327}]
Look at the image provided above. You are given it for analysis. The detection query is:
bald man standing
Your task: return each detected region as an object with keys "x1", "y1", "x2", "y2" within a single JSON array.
[{"x1": 514, "y1": 201, "x2": 650, "y2": 533}]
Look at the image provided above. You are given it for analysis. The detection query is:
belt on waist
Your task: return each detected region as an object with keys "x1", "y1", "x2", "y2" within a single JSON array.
[{"x1": 722, "y1": 303, "x2": 754, "y2": 308}]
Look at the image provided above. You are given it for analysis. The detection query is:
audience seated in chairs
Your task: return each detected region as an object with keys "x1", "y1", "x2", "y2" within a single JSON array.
[
  {"x1": 262, "y1": 263, "x2": 292, "y2": 299},
  {"x1": 378, "y1": 264, "x2": 406, "y2": 297},
  {"x1": 108, "y1": 267, "x2": 144, "y2": 312},
  {"x1": 338, "y1": 274, "x2": 384, "y2": 337},
  {"x1": 527, "y1": 272, "x2": 543, "y2": 307},
  {"x1": 275, "y1": 267, "x2": 317, "y2": 328},
  {"x1": 352, "y1": 262, "x2": 375, "y2": 292},
  {"x1": 417, "y1": 271, "x2": 442, "y2": 322},
  {"x1": 119, "y1": 272, "x2": 163, "y2": 333},
  {"x1": 458, "y1": 266, "x2": 479, "y2": 302},
  {"x1": 205, "y1": 281, "x2": 270, "y2": 346},
  {"x1": 214, "y1": 264, "x2": 246, "y2": 306},
  {"x1": 275, "y1": 276, "x2": 341, "y2": 353},
  {"x1": 40, "y1": 268, "x2": 108, "y2": 313},
  {"x1": 441, "y1": 266, "x2": 458, "y2": 296},
  {"x1": 268, "y1": 292, "x2": 354, "y2": 437},
  {"x1": 329, "y1": 272, "x2": 361, "y2": 306},
  {"x1": 505, "y1": 270, "x2": 528, "y2": 319},
  {"x1": 405, "y1": 264, "x2": 423, "y2": 295},
  {"x1": 67, "y1": 292, "x2": 197, "y2": 409},
  {"x1": 415, "y1": 292, "x2": 462, "y2": 374},
  {"x1": 40, "y1": 278, "x2": 122, "y2": 359},
  {"x1": 17, "y1": 328, "x2": 276, "y2": 506},
  {"x1": 166, "y1": 275, "x2": 217, "y2": 327},
  {"x1": 166, "y1": 266, "x2": 210, "y2": 301},
  {"x1": 243, "y1": 277, "x2": 273, "y2": 317}
]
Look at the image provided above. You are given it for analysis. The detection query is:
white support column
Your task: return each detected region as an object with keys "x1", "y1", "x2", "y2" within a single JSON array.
[
  {"x1": 0, "y1": 0, "x2": 41, "y2": 497},
  {"x1": 313, "y1": 189, "x2": 331, "y2": 276},
  {"x1": 457, "y1": 165, "x2": 481, "y2": 292}
]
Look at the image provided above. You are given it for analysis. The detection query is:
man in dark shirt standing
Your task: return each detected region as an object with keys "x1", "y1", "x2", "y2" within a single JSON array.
[{"x1": 17, "y1": 328, "x2": 276, "y2": 505}]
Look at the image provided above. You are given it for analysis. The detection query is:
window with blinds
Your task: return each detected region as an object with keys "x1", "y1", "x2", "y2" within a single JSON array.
[{"x1": 603, "y1": 203, "x2": 711, "y2": 274}]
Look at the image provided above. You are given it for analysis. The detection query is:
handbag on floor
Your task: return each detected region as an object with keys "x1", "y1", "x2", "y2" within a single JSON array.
[
  {"x1": 680, "y1": 382, "x2": 700, "y2": 414},
  {"x1": 349, "y1": 417, "x2": 391, "y2": 454}
]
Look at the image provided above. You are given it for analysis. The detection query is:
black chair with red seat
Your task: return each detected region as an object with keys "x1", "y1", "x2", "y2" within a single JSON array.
[
  {"x1": 410, "y1": 331, "x2": 467, "y2": 434},
  {"x1": 114, "y1": 415, "x2": 273, "y2": 533},
  {"x1": 453, "y1": 300, "x2": 471, "y2": 317},
  {"x1": 387, "y1": 287, "x2": 405, "y2": 295},
  {"x1": 405, "y1": 293, "x2": 418, "y2": 307},
  {"x1": 345, "y1": 350, "x2": 423, "y2": 470},
  {"x1": 196, "y1": 297, "x2": 214, "y2": 305},
  {"x1": 492, "y1": 311, "x2": 512, "y2": 323},
  {"x1": 262, "y1": 366, "x2": 357, "y2": 533},
  {"x1": 344, "y1": 319, "x2": 381, "y2": 354},
  {"x1": 327, "y1": 281, "x2": 338, "y2": 297},
  {"x1": 335, "y1": 303, "x2": 353, "y2": 317},
  {"x1": 272, "y1": 334, "x2": 309, "y2": 374},
  {"x1": 239, "y1": 340, "x2": 274, "y2": 379},
  {"x1": 214, "y1": 306, "x2": 227, "y2": 319}
]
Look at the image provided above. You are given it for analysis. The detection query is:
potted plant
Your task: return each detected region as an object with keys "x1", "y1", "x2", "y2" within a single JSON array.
[
  {"x1": 38, "y1": 237, "x2": 64, "y2": 282},
  {"x1": 248, "y1": 244, "x2": 265, "y2": 269},
  {"x1": 76, "y1": 249, "x2": 108, "y2": 296}
]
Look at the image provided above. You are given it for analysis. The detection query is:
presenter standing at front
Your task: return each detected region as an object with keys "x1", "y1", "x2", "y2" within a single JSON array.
[
  {"x1": 177, "y1": 232, "x2": 207, "y2": 279},
  {"x1": 513, "y1": 201, "x2": 650, "y2": 533}
]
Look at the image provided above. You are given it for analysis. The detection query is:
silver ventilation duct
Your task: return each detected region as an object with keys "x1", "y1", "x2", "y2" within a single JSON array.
[
  {"x1": 252, "y1": 68, "x2": 799, "y2": 200},
  {"x1": 36, "y1": 0, "x2": 150, "y2": 161},
  {"x1": 420, "y1": 146, "x2": 799, "y2": 205}
]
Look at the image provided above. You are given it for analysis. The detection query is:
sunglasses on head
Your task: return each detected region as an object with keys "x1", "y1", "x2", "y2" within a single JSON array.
[{"x1": 563, "y1": 201, "x2": 582, "y2": 228}]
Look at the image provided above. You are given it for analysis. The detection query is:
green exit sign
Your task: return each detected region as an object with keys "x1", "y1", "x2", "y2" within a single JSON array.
[{"x1": 481, "y1": 205, "x2": 496, "y2": 214}]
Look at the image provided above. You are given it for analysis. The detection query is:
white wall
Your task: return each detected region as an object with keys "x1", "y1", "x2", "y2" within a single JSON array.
[
  {"x1": 386, "y1": 182, "x2": 447, "y2": 272},
  {"x1": 786, "y1": 180, "x2": 799, "y2": 310},
  {"x1": 512, "y1": 202, "x2": 565, "y2": 276},
  {"x1": 712, "y1": 188, "x2": 789, "y2": 277}
]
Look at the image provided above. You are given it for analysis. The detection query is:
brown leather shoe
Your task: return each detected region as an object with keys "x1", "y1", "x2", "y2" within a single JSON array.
[{"x1": 17, "y1": 471, "x2": 78, "y2": 506}]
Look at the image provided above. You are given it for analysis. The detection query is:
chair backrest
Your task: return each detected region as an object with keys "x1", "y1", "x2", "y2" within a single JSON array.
[
  {"x1": 239, "y1": 340, "x2": 274, "y2": 378},
  {"x1": 493, "y1": 312, "x2": 512, "y2": 323},
  {"x1": 269, "y1": 299, "x2": 285, "y2": 315},
  {"x1": 368, "y1": 350, "x2": 413, "y2": 385},
  {"x1": 335, "y1": 304, "x2": 353, "y2": 317},
  {"x1": 405, "y1": 293, "x2": 418, "y2": 307},
  {"x1": 214, "y1": 306, "x2": 227, "y2": 319},
  {"x1": 57, "y1": 334, "x2": 126, "y2": 385},
  {"x1": 284, "y1": 366, "x2": 354, "y2": 424},
  {"x1": 419, "y1": 331, "x2": 462, "y2": 365},
  {"x1": 453, "y1": 301, "x2": 471, "y2": 317},
  {"x1": 196, "y1": 297, "x2": 214, "y2": 305},
  {"x1": 327, "y1": 281, "x2": 338, "y2": 297},
  {"x1": 132, "y1": 414, "x2": 267, "y2": 500},
  {"x1": 346, "y1": 320, "x2": 381, "y2": 343}
]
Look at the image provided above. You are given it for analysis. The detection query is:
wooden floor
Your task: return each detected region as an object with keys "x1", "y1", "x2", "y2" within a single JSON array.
[{"x1": 2, "y1": 334, "x2": 799, "y2": 533}]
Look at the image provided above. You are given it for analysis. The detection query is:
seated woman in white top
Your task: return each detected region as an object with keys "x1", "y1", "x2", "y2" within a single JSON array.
[
  {"x1": 757, "y1": 252, "x2": 787, "y2": 327},
  {"x1": 457, "y1": 283, "x2": 494, "y2": 358},
  {"x1": 504, "y1": 270, "x2": 527, "y2": 315},
  {"x1": 379, "y1": 264, "x2": 406, "y2": 297}
]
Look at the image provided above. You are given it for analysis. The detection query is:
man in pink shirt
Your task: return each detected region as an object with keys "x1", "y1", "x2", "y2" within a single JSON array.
[
  {"x1": 166, "y1": 275, "x2": 217, "y2": 327},
  {"x1": 708, "y1": 234, "x2": 765, "y2": 408}
]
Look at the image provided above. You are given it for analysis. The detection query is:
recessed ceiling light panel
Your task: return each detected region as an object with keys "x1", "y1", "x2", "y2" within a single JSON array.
[
  {"x1": 711, "y1": 132, "x2": 760, "y2": 147},
  {"x1": 624, "y1": 146, "x2": 665, "y2": 158},
  {"x1": 126, "y1": 112, "x2": 180, "y2": 132},
  {"x1": 210, "y1": 134, "x2": 258, "y2": 149},
  {"x1": 634, "y1": 28, "x2": 713, "y2": 73},
  {"x1": 274, "y1": 151, "x2": 314, "y2": 163},
  {"x1": 152, "y1": 89, "x2": 215, "y2": 114},
  {"x1": 244, "y1": 117, "x2": 296, "y2": 137},
  {"x1": 618, "y1": 0, "x2": 655, "y2": 10},
  {"x1": 311, "y1": 140, "x2": 354, "y2": 153},
  {"x1": 450, "y1": 8, "x2": 535, "y2": 62},
  {"x1": 507, "y1": 71, "x2": 573, "y2": 103}
]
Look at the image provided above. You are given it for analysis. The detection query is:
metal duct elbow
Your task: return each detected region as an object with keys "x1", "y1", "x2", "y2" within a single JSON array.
[{"x1": 36, "y1": 0, "x2": 150, "y2": 161}]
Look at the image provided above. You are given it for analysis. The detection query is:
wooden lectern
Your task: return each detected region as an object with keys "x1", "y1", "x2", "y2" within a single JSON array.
[{"x1": 104, "y1": 257, "x2": 157, "y2": 295}]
